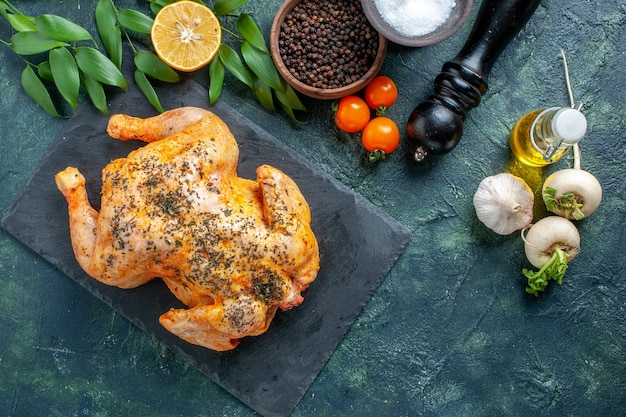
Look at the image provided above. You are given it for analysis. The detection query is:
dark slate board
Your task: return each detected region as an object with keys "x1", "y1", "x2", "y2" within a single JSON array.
[{"x1": 1, "y1": 75, "x2": 411, "y2": 416}]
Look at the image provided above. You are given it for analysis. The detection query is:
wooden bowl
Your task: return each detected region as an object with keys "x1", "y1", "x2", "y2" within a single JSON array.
[
  {"x1": 270, "y1": 0, "x2": 387, "y2": 100},
  {"x1": 360, "y1": 0, "x2": 473, "y2": 47}
]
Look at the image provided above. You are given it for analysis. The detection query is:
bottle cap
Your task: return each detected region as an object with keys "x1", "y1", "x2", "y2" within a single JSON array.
[{"x1": 554, "y1": 108, "x2": 587, "y2": 145}]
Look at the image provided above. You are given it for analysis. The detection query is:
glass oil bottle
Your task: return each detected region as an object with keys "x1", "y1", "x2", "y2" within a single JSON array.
[{"x1": 510, "y1": 106, "x2": 587, "y2": 167}]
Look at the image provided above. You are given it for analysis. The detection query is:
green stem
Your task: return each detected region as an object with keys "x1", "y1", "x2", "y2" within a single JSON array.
[
  {"x1": 0, "y1": 37, "x2": 36, "y2": 68},
  {"x1": 368, "y1": 150, "x2": 386, "y2": 162},
  {"x1": 543, "y1": 187, "x2": 585, "y2": 220},
  {"x1": 523, "y1": 248, "x2": 570, "y2": 296},
  {"x1": 221, "y1": 26, "x2": 242, "y2": 41},
  {"x1": 124, "y1": 31, "x2": 137, "y2": 53}
]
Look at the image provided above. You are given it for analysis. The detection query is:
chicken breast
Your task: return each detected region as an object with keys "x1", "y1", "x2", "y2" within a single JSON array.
[{"x1": 55, "y1": 107, "x2": 319, "y2": 351}]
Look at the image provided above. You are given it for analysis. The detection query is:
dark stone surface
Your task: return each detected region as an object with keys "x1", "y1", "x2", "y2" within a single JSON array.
[{"x1": 1, "y1": 1, "x2": 625, "y2": 416}]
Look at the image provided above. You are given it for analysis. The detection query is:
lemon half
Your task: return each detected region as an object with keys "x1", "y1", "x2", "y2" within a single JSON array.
[{"x1": 151, "y1": 1, "x2": 222, "y2": 72}]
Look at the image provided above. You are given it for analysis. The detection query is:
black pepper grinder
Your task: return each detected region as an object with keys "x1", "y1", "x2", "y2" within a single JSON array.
[{"x1": 406, "y1": 0, "x2": 541, "y2": 162}]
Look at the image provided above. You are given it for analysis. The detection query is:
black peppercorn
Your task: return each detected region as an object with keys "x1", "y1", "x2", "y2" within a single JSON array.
[{"x1": 278, "y1": 0, "x2": 378, "y2": 90}]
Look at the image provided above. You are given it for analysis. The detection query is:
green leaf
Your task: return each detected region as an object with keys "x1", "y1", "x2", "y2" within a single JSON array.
[
  {"x1": 36, "y1": 14, "x2": 93, "y2": 42},
  {"x1": 278, "y1": 100, "x2": 307, "y2": 124},
  {"x1": 208, "y1": 57, "x2": 225, "y2": 105},
  {"x1": 148, "y1": 4, "x2": 162, "y2": 15},
  {"x1": 218, "y1": 44, "x2": 253, "y2": 88},
  {"x1": 37, "y1": 61, "x2": 53, "y2": 81},
  {"x1": 241, "y1": 41, "x2": 282, "y2": 91},
  {"x1": 81, "y1": 71, "x2": 109, "y2": 115},
  {"x1": 146, "y1": 0, "x2": 176, "y2": 13},
  {"x1": 7, "y1": 13, "x2": 37, "y2": 32},
  {"x1": 523, "y1": 248, "x2": 570, "y2": 296},
  {"x1": 134, "y1": 49, "x2": 181, "y2": 83},
  {"x1": 275, "y1": 79, "x2": 306, "y2": 111},
  {"x1": 118, "y1": 9, "x2": 154, "y2": 34},
  {"x1": 49, "y1": 47, "x2": 80, "y2": 111},
  {"x1": 134, "y1": 70, "x2": 164, "y2": 113},
  {"x1": 148, "y1": 0, "x2": 176, "y2": 6},
  {"x1": 213, "y1": 0, "x2": 249, "y2": 16},
  {"x1": 75, "y1": 46, "x2": 127, "y2": 89},
  {"x1": 275, "y1": 79, "x2": 307, "y2": 123},
  {"x1": 95, "y1": 0, "x2": 122, "y2": 69},
  {"x1": 252, "y1": 76, "x2": 275, "y2": 111},
  {"x1": 21, "y1": 65, "x2": 61, "y2": 117},
  {"x1": 10, "y1": 31, "x2": 69, "y2": 55},
  {"x1": 237, "y1": 13, "x2": 268, "y2": 53},
  {"x1": 542, "y1": 187, "x2": 585, "y2": 220}
]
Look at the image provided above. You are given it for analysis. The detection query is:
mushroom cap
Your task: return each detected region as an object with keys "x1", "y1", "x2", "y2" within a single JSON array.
[{"x1": 473, "y1": 173, "x2": 535, "y2": 235}]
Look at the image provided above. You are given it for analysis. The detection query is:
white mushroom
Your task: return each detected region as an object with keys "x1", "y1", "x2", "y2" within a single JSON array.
[{"x1": 473, "y1": 173, "x2": 534, "y2": 235}]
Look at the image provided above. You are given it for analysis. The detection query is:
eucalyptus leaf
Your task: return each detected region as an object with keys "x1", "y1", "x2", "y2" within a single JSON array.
[
  {"x1": 75, "y1": 46, "x2": 127, "y2": 90},
  {"x1": 37, "y1": 61, "x2": 53, "y2": 81},
  {"x1": 134, "y1": 49, "x2": 181, "y2": 83},
  {"x1": 134, "y1": 70, "x2": 164, "y2": 113},
  {"x1": 237, "y1": 14, "x2": 268, "y2": 53},
  {"x1": 95, "y1": 0, "x2": 122, "y2": 68},
  {"x1": 81, "y1": 71, "x2": 109, "y2": 115},
  {"x1": 36, "y1": 14, "x2": 93, "y2": 42},
  {"x1": 241, "y1": 41, "x2": 282, "y2": 91},
  {"x1": 252, "y1": 76, "x2": 275, "y2": 111},
  {"x1": 208, "y1": 57, "x2": 225, "y2": 105},
  {"x1": 218, "y1": 44, "x2": 253, "y2": 88},
  {"x1": 7, "y1": 13, "x2": 36, "y2": 32},
  {"x1": 10, "y1": 31, "x2": 69, "y2": 55},
  {"x1": 213, "y1": 0, "x2": 249, "y2": 16},
  {"x1": 50, "y1": 46, "x2": 80, "y2": 111},
  {"x1": 21, "y1": 65, "x2": 61, "y2": 117},
  {"x1": 118, "y1": 9, "x2": 153, "y2": 35}
]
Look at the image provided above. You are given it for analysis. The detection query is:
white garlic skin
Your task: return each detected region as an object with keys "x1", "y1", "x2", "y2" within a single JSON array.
[{"x1": 473, "y1": 173, "x2": 535, "y2": 235}]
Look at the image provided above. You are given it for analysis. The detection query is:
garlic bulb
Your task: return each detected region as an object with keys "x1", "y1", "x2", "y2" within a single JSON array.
[{"x1": 473, "y1": 173, "x2": 534, "y2": 235}]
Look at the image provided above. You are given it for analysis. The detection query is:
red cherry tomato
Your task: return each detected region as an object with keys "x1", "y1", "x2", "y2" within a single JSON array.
[
  {"x1": 334, "y1": 95, "x2": 370, "y2": 133},
  {"x1": 365, "y1": 76, "x2": 398, "y2": 113},
  {"x1": 361, "y1": 116, "x2": 400, "y2": 161}
]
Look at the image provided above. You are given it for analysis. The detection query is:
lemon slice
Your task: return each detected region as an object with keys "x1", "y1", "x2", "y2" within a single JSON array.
[{"x1": 151, "y1": 0, "x2": 222, "y2": 72}]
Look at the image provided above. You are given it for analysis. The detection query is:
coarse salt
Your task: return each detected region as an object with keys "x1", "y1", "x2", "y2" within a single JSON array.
[{"x1": 373, "y1": 0, "x2": 457, "y2": 37}]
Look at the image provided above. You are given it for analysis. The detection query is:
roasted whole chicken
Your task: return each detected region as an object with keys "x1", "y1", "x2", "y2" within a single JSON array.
[{"x1": 55, "y1": 107, "x2": 320, "y2": 351}]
